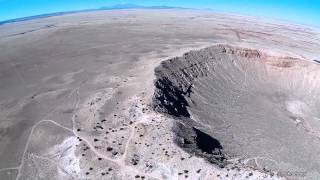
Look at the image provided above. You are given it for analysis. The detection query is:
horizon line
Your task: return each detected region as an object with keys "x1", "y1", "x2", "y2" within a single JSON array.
[{"x1": 0, "y1": 3, "x2": 319, "y2": 29}]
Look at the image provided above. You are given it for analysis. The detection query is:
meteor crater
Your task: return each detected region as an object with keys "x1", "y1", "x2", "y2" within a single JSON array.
[{"x1": 153, "y1": 44, "x2": 320, "y2": 178}]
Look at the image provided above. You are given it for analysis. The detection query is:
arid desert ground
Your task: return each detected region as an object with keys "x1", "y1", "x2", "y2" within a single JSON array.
[{"x1": 0, "y1": 9, "x2": 320, "y2": 180}]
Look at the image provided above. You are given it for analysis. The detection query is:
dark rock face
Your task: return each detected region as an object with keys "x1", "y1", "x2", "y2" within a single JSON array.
[
  {"x1": 153, "y1": 76, "x2": 190, "y2": 117},
  {"x1": 152, "y1": 49, "x2": 211, "y2": 118},
  {"x1": 193, "y1": 127, "x2": 222, "y2": 154},
  {"x1": 172, "y1": 122, "x2": 227, "y2": 168}
]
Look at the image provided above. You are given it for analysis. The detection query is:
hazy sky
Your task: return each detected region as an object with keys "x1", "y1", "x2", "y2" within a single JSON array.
[{"x1": 0, "y1": 0, "x2": 319, "y2": 26}]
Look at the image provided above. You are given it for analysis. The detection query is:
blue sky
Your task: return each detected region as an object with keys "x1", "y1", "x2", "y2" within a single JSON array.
[{"x1": 0, "y1": 0, "x2": 319, "y2": 26}]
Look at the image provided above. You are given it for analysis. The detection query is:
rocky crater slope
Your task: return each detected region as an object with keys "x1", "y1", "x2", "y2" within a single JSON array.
[{"x1": 153, "y1": 44, "x2": 320, "y2": 179}]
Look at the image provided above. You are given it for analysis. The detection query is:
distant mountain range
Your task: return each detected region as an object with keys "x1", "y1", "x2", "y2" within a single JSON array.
[
  {"x1": 99, "y1": 4, "x2": 179, "y2": 10},
  {"x1": 0, "y1": 4, "x2": 185, "y2": 26}
]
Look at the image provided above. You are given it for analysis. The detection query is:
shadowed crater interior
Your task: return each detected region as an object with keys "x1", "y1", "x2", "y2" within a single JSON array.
[
  {"x1": 153, "y1": 44, "x2": 320, "y2": 178},
  {"x1": 193, "y1": 127, "x2": 222, "y2": 154}
]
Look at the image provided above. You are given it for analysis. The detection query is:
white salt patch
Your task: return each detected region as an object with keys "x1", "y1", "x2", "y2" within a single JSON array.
[
  {"x1": 46, "y1": 136, "x2": 80, "y2": 177},
  {"x1": 285, "y1": 100, "x2": 307, "y2": 117}
]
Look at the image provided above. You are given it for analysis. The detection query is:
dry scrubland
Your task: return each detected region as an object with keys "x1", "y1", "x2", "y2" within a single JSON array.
[{"x1": 0, "y1": 9, "x2": 320, "y2": 180}]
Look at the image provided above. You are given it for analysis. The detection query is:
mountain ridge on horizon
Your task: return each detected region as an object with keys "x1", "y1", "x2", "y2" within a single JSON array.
[{"x1": 0, "y1": 3, "x2": 185, "y2": 26}]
